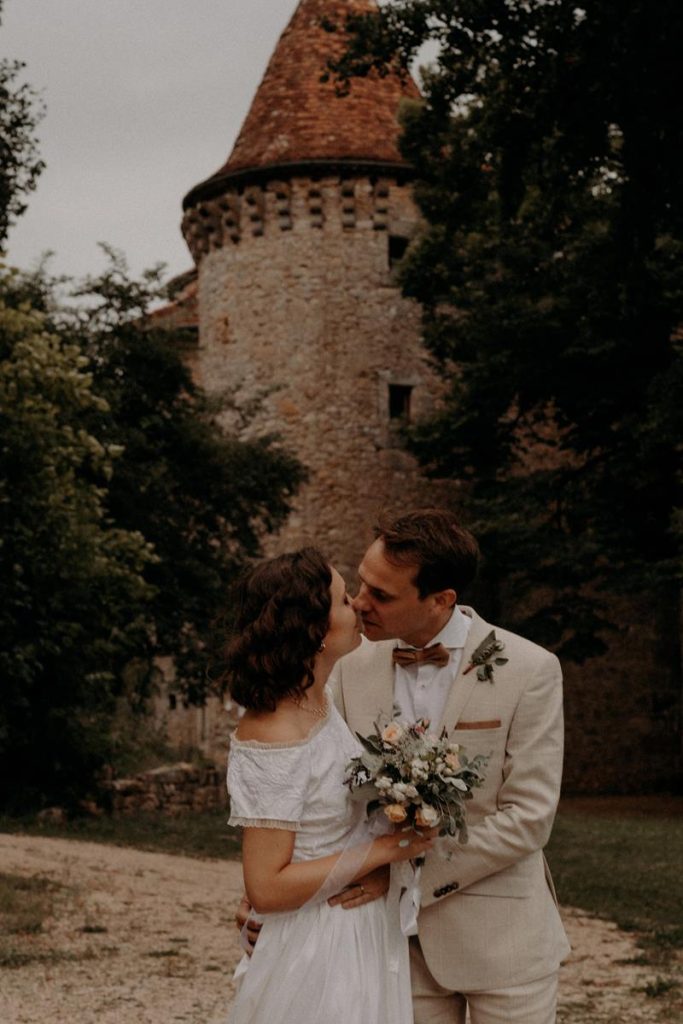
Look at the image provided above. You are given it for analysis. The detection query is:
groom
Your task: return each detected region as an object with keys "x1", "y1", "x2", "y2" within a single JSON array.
[{"x1": 328, "y1": 508, "x2": 570, "y2": 1024}]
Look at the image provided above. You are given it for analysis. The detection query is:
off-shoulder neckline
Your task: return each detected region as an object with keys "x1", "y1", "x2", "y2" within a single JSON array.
[{"x1": 231, "y1": 708, "x2": 332, "y2": 750}]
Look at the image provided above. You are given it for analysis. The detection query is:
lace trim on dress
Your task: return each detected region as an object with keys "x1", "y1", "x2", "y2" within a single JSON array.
[
  {"x1": 231, "y1": 714, "x2": 329, "y2": 749},
  {"x1": 228, "y1": 815, "x2": 302, "y2": 831}
]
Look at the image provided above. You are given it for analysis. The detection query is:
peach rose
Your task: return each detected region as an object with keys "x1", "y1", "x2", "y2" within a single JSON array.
[
  {"x1": 381, "y1": 722, "x2": 404, "y2": 745},
  {"x1": 384, "y1": 803, "x2": 408, "y2": 824},
  {"x1": 444, "y1": 751, "x2": 461, "y2": 771}
]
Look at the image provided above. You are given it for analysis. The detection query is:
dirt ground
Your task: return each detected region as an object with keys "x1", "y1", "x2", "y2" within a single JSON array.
[{"x1": 0, "y1": 834, "x2": 679, "y2": 1024}]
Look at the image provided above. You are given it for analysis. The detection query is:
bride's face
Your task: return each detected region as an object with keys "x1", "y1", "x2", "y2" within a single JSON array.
[{"x1": 323, "y1": 567, "x2": 362, "y2": 660}]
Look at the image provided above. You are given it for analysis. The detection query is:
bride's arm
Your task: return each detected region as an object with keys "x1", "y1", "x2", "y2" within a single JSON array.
[{"x1": 243, "y1": 826, "x2": 434, "y2": 914}]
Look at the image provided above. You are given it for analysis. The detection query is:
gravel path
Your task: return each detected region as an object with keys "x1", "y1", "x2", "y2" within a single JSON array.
[{"x1": 0, "y1": 834, "x2": 678, "y2": 1024}]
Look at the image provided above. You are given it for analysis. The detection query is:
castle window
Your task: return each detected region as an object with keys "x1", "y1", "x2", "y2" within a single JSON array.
[
  {"x1": 388, "y1": 383, "x2": 413, "y2": 422},
  {"x1": 168, "y1": 693, "x2": 177, "y2": 711},
  {"x1": 388, "y1": 235, "x2": 409, "y2": 269}
]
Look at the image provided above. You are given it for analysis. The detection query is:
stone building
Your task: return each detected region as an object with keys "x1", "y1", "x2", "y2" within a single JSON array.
[
  {"x1": 153, "y1": 0, "x2": 680, "y2": 794},
  {"x1": 180, "y1": 0, "x2": 448, "y2": 580}
]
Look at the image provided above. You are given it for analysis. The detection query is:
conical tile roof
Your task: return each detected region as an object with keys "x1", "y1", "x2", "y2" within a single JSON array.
[{"x1": 184, "y1": 0, "x2": 419, "y2": 207}]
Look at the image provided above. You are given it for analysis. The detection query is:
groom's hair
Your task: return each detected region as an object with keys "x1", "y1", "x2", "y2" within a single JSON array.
[{"x1": 375, "y1": 508, "x2": 480, "y2": 599}]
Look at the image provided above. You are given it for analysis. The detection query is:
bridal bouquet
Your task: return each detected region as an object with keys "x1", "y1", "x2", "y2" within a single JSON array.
[{"x1": 344, "y1": 718, "x2": 488, "y2": 843}]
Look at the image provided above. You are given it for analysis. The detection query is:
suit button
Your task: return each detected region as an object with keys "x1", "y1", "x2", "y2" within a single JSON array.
[{"x1": 433, "y1": 882, "x2": 459, "y2": 898}]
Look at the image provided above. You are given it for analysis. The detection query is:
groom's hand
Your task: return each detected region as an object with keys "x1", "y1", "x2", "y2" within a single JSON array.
[
  {"x1": 327, "y1": 865, "x2": 390, "y2": 910},
  {"x1": 235, "y1": 894, "x2": 261, "y2": 954}
]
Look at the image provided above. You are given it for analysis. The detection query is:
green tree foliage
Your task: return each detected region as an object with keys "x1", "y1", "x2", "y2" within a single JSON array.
[
  {"x1": 330, "y1": 0, "x2": 683, "y2": 657},
  {"x1": 0, "y1": 268, "x2": 155, "y2": 810},
  {"x1": 69, "y1": 249, "x2": 305, "y2": 701},
  {"x1": 1, "y1": 255, "x2": 305, "y2": 810},
  {"x1": 0, "y1": 0, "x2": 45, "y2": 245}
]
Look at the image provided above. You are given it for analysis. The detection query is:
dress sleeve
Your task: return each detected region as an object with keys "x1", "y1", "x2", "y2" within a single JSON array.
[{"x1": 227, "y1": 743, "x2": 311, "y2": 830}]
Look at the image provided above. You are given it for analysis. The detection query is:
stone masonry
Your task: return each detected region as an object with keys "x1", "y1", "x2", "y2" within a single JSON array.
[{"x1": 185, "y1": 175, "x2": 445, "y2": 577}]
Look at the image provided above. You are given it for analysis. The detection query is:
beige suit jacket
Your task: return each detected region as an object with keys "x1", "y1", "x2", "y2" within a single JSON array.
[{"x1": 330, "y1": 606, "x2": 571, "y2": 991}]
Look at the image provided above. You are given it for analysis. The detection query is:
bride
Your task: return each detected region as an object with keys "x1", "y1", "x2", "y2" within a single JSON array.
[{"x1": 223, "y1": 547, "x2": 433, "y2": 1024}]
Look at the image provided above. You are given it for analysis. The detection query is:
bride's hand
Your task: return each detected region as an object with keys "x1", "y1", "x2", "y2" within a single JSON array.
[{"x1": 380, "y1": 826, "x2": 438, "y2": 863}]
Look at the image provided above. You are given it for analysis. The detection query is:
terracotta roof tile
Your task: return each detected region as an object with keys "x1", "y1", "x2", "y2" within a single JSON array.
[{"x1": 185, "y1": 0, "x2": 419, "y2": 205}]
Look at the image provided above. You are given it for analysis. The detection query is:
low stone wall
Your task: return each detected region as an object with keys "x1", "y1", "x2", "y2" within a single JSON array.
[{"x1": 103, "y1": 762, "x2": 227, "y2": 817}]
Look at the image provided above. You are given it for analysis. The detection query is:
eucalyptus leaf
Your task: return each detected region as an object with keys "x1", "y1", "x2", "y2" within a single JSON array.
[
  {"x1": 360, "y1": 751, "x2": 384, "y2": 772},
  {"x1": 348, "y1": 781, "x2": 379, "y2": 802},
  {"x1": 355, "y1": 732, "x2": 383, "y2": 755}
]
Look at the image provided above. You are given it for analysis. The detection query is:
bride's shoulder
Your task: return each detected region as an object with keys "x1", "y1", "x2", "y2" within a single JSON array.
[{"x1": 234, "y1": 708, "x2": 314, "y2": 745}]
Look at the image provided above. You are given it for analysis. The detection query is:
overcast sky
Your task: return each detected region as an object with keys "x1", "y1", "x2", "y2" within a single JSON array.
[{"x1": 2, "y1": 0, "x2": 305, "y2": 284}]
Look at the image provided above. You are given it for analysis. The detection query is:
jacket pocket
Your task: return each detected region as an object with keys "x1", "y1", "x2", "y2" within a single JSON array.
[{"x1": 455, "y1": 719, "x2": 502, "y2": 730}]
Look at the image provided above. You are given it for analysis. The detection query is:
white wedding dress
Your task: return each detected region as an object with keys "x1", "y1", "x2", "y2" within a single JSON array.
[{"x1": 226, "y1": 691, "x2": 413, "y2": 1024}]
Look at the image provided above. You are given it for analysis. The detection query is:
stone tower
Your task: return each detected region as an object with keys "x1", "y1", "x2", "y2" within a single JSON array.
[{"x1": 181, "y1": 0, "x2": 444, "y2": 577}]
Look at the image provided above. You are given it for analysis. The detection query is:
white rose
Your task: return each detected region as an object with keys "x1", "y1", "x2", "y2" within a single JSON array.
[{"x1": 415, "y1": 804, "x2": 441, "y2": 828}]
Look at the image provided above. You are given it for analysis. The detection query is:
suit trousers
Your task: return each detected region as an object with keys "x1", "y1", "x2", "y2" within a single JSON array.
[{"x1": 410, "y1": 937, "x2": 559, "y2": 1024}]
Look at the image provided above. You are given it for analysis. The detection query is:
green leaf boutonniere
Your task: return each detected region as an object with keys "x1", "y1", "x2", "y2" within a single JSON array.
[{"x1": 463, "y1": 630, "x2": 508, "y2": 683}]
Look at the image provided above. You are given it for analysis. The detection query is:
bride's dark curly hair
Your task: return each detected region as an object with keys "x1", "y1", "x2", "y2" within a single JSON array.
[{"x1": 222, "y1": 548, "x2": 332, "y2": 713}]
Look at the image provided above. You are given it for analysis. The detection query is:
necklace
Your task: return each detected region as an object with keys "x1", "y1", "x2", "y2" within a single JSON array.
[{"x1": 289, "y1": 694, "x2": 328, "y2": 719}]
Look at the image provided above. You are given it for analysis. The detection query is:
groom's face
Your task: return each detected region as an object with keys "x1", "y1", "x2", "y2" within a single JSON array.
[{"x1": 354, "y1": 539, "x2": 452, "y2": 649}]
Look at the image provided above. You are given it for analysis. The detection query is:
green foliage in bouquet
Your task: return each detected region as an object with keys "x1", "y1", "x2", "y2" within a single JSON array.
[{"x1": 346, "y1": 719, "x2": 488, "y2": 843}]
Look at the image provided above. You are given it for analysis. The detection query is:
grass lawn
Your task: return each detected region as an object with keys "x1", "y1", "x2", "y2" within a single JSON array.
[
  {"x1": 0, "y1": 872, "x2": 65, "y2": 967},
  {"x1": 0, "y1": 808, "x2": 241, "y2": 860},
  {"x1": 547, "y1": 796, "x2": 683, "y2": 954}
]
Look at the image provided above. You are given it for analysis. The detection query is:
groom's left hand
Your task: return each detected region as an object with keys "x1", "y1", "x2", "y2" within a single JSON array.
[{"x1": 327, "y1": 865, "x2": 390, "y2": 909}]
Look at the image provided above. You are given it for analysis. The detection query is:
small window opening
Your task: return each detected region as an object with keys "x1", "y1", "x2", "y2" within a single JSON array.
[
  {"x1": 388, "y1": 235, "x2": 409, "y2": 269},
  {"x1": 388, "y1": 383, "x2": 413, "y2": 422},
  {"x1": 168, "y1": 693, "x2": 177, "y2": 711}
]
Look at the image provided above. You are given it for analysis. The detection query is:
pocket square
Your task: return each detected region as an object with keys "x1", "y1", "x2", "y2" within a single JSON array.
[{"x1": 455, "y1": 719, "x2": 502, "y2": 730}]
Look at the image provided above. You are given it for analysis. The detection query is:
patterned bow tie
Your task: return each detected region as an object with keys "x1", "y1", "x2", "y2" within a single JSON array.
[{"x1": 392, "y1": 643, "x2": 450, "y2": 669}]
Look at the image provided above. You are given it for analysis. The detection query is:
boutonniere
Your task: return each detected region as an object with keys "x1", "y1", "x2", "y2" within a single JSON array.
[{"x1": 463, "y1": 631, "x2": 508, "y2": 683}]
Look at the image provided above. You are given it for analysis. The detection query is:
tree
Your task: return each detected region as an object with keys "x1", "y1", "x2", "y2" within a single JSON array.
[
  {"x1": 0, "y1": 0, "x2": 45, "y2": 245},
  {"x1": 0, "y1": 254, "x2": 305, "y2": 810},
  {"x1": 66, "y1": 249, "x2": 306, "y2": 702},
  {"x1": 329, "y1": 0, "x2": 683, "y2": 658},
  {"x1": 0, "y1": 268, "x2": 155, "y2": 810}
]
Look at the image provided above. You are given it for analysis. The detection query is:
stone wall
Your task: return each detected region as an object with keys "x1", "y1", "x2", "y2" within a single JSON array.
[
  {"x1": 150, "y1": 657, "x2": 237, "y2": 772},
  {"x1": 185, "y1": 173, "x2": 453, "y2": 578},
  {"x1": 103, "y1": 762, "x2": 227, "y2": 817}
]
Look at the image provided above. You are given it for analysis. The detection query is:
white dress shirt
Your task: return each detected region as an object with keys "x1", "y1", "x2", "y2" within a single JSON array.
[{"x1": 393, "y1": 606, "x2": 472, "y2": 730}]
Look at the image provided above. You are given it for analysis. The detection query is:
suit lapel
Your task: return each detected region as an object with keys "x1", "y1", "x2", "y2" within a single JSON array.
[
  {"x1": 343, "y1": 639, "x2": 395, "y2": 734},
  {"x1": 436, "y1": 607, "x2": 491, "y2": 735}
]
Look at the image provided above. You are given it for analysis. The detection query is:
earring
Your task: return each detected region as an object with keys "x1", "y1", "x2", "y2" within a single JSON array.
[{"x1": 318, "y1": 640, "x2": 326, "y2": 652}]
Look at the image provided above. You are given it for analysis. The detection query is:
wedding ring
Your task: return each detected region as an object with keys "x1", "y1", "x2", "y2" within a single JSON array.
[{"x1": 359, "y1": 884, "x2": 366, "y2": 895}]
